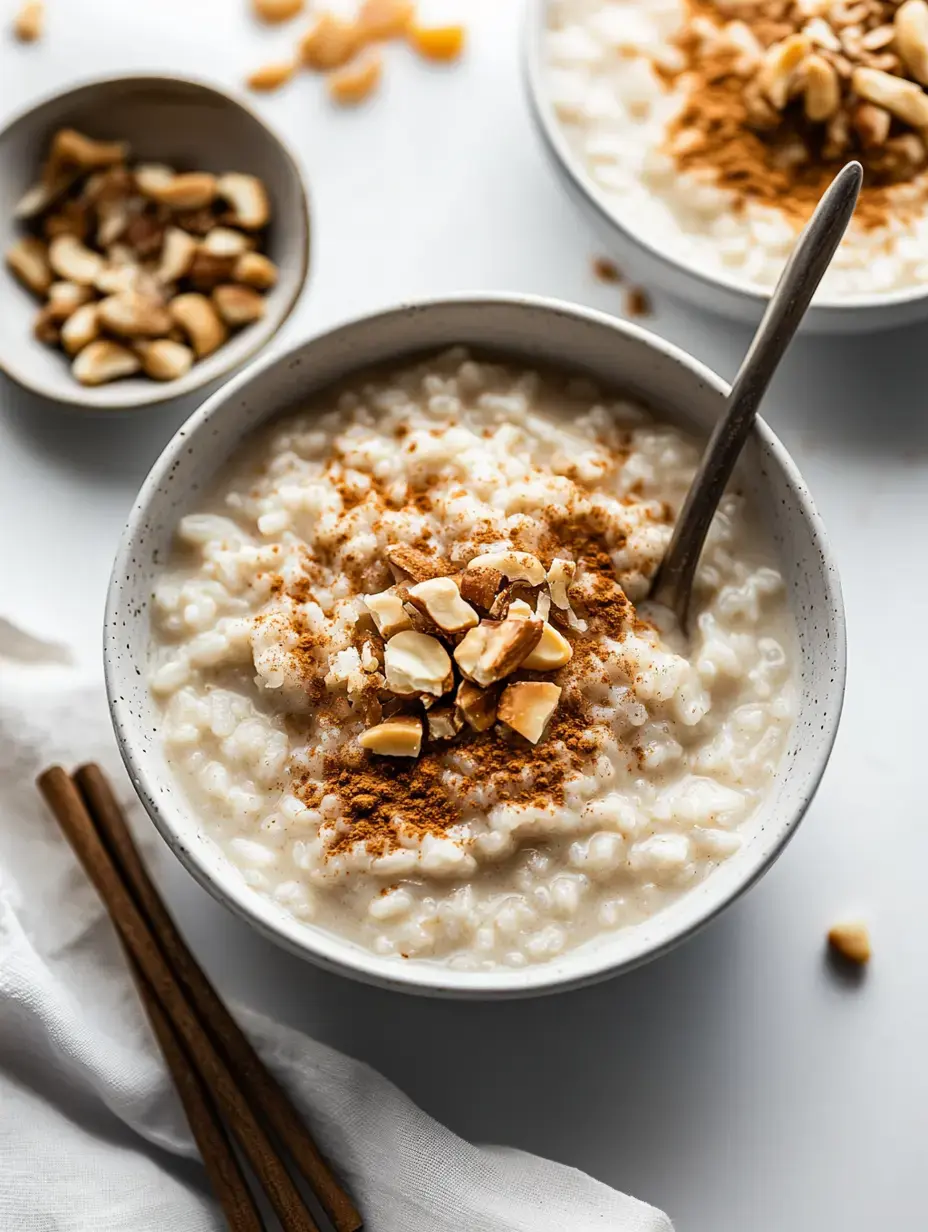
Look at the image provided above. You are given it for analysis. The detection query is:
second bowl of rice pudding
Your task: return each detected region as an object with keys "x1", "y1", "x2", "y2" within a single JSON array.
[
  {"x1": 528, "y1": 0, "x2": 928, "y2": 330},
  {"x1": 106, "y1": 296, "x2": 845, "y2": 996}
]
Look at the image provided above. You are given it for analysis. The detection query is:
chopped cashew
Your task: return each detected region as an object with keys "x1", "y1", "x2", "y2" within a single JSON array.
[
  {"x1": 247, "y1": 60, "x2": 297, "y2": 92},
  {"x1": 498, "y1": 681, "x2": 561, "y2": 744},
  {"x1": 216, "y1": 173, "x2": 271, "y2": 230},
  {"x1": 359, "y1": 716, "x2": 422, "y2": 757},
  {"x1": 48, "y1": 234, "x2": 104, "y2": 285},
  {"x1": 169, "y1": 293, "x2": 228, "y2": 358},
  {"x1": 212, "y1": 284, "x2": 267, "y2": 327},
  {"x1": 407, "y1": 576, "x2": 478, "y2": 633},
  {"x1": 60, "y1": 303, "x2": 101, "y2": 355},
  {"x1": 408, "y1": 22, "x2": 466, "y2": 61},
  {"x1": 827, "y1": 921, "x2": 871, "y2": 965},
  {"x1": 328, "y1": 50, "x2": 383, "y2": 105},
  {"x1": 72, "y1": 339, "x2": 141, "y2": 386},
  {"x1": 134, "y1": 339, "x2": 195, "y2": 381},
  {"x1": 364, "y1": 590, "x2": 413, "y2": 639},
  {"x1": 6, "y1": 237, "x2": 51, "y2": 295},
  {"x1": 454, "y1": 617, "x2": 543, "y2": 687},
  {"x1": 299, "y1": 12, "x2": 360, "y2": 70},
  {"x1": 467, "y1": 550, "x2": 545, "y2": 587},
  {"x1": 455, "y1": 680, "x2": 500, "y2": 732},
  {"x1": 384, "y1": 630, "x2": 452, "y2": 697},
  {"x1": 233, "y1": 251, "x2": 279, "y2": 289}
]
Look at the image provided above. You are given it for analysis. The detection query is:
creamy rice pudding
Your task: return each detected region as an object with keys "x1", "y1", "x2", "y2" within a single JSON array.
[
  {"x1": 149, "y1": 349, "x2": 795, "y2": 969},
  {"x1": 544, "y1": 0, "x2": 928, "y2": 298}
]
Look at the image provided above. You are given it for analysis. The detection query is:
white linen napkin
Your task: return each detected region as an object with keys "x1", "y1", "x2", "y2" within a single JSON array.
[{"x1": 0, "y1": 623, "x2": 672, "y2": 1232}]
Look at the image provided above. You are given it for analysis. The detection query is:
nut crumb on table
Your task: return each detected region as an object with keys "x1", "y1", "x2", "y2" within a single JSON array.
[
  {"x1": 827, "y1": 921, "x2": 871, "y2": 965},
  {"x1": 592, "y1": 256, "x2": 623, "y2": 284},
  {"x1": 12, "y1": 0, "x2": 43, "y2": 42},
  {"x1": 626, "y1": 287, "x2": 652, "y2": 318}
]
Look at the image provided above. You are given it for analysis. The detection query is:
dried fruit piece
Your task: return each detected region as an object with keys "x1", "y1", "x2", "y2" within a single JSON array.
[
  {"x1": 520, "y1": 622, "x2": 573, "y2": 672},
  {"x1": 383, "y1": 630, "x2": 453, "y2": 697},
  {"x1": 212, "y1": 284, "x2": 267, "y2": 327},
  {"x1": 13, "y1": 0, "x2": 43, "y2": 42},
  {"x1": 328, "y1": 49, "x2": 383, "y2": 105},
  {"x1": 358, "y1": 0, "x2": 413, "y2": 40},
  {"x1": 386, "y1": 544, "x2": 453, "y2": 582},
  {"x1": 247, "y1": 60, "x2": 297, "y2": 92},
  {"x1": 454, "y1": 618, "x2": 543, "y2": 687},
  {"x1": 498, "y1": 681, "x2": 561, "y2": 745},
  {"x1": 852, "y1": 66, "x2": 928, "y2": 127},
  {"x1": 466, "y1": 550, "x2": 545, "y2": 587},
  {"x1": 407, "y1": 576, "x2": 479, "y2": 634},
  {"x1": 460, "y1": 565, "x2": 503, "y2": 613},
  {"x1": 895, "y1": 0, "x2": 928, "y2": 85},
  {"x1": 48, "y1": 234, "x2": 105, "y2": 285},
  {"x1": 216, "y1": 173, "x2": 271, "y2": 230},
  {"x1": 50, "y1": 129, "x2": 129, "y2": 171},
  {"x1": 803, "y1": 54, "x2": 840, "y2": 121},
  {"x1": 299, "y1": 12, "x2": 360, "y2": 69},
  {"x1": 72, "y1": 339, "x2": 141, "y2": 385},
  {"x1": 427, "y1": 706, "x2": 464, "y2": 741},
  {"x1": 98, "y1": 291, "x2": 172, "y2": 338},
  {"x1": 359, "y1": 715, "x2": 422, "y2": 757},
  {"x1": 134, "y1": 338, "x2": 195, "y2": 381},
  {"x1": 408, "y1": 22, "x2": 466, "y2": 61},
  {"x1": 142, "y1": 172, "x2": 218, "y2": 211},
  {"x1": 364, "y1": 590, "x2": 413, "y2": 639},
  {"x1": 827, "y1": 921, "x2": 871, "y2": 965},
  {"x1": 60, "y1": 303, "x2": 100, "y2": 355},
  {"x1": 252, "y1": 0, "x2": 304, "y2": 23},
  {"x1": 455, "y1": 679, "x2": 500, "y2": 732},
  {"x1": 169, "y1": 293, "x2": 228, "y2": 358},
  {"x1": 156, "y1": 226, "x2": 198, "y2": 283},
  {"x1": 6, "y1": 237, "x2": 51, "y2": 295},
  {"x1": 234, "y1": 251, "x2": 279, "y2": 289}
]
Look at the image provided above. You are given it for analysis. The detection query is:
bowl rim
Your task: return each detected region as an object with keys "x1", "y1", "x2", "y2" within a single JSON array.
[
  {"x1": 0, "y1": 70, "x2": 311, "y2": 413},
  {"x1": 105, "y1": 292, "x2": 847, "y2": 999},
  {"x1": 522, "y1": 0, "x2": 928, "y2": 317}
]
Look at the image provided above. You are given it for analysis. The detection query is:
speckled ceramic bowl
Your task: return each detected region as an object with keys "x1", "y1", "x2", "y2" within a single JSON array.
[
  {"x1": 0, "y1": 74, "x2": 310, "y2": 411},
  {"x1": 105, "y1": 295, "x2": 846, "y2": 998}
]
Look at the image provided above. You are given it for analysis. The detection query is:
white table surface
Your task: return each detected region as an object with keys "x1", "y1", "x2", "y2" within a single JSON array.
[{"x1": 2, "y1": 2, "x2": 926, "y2": 1228}]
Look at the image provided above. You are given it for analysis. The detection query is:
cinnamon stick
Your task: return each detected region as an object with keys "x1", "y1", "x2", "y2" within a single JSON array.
[
  {"x1": 127, "y1": 956, "x2": 266, "y2": 1232},
  {"x1": 37, "y1": 767, "x2": 321, "y2": 1232},
  {"x1": 73, "y1": 763, "x2": 363, "y2": 1232}
]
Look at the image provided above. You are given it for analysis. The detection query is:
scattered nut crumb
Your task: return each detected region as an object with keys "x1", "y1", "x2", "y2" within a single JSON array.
[
  {"x1": 827, "y1": 921, "x2": 871, "y2": 966},
  {"x1": 246, "y1": 60, "x2": 297, "y2": 92},
  {"x1": 299, "y1": 12, "x2": 360, "y2": 71},
  {"x1": 592, "y1": 256, "x2": 622, "y2": 283},
  {"x1": 357, "y1": 0, "x2": 413, "y2": 40},
  {"x1": 408, "y1": 22, "x2": 466, "y2": 62},
  {"x1": 13, "y1": 0, "x2": 43, "y2": 42},
  {"x1": 328, "y1": 49, "x2": 384, "y2": 105},
  {"x1": 252, "y1": 0, "x2": 304, "y2": 23},
  {"x1": 626, "y1": 287, "x2": 652, "y2": 318}
]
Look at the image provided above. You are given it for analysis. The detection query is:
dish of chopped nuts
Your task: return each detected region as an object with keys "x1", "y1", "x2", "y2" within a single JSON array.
[{"x1": 5, "y1": 128, "x2": 280, "y2": 387}]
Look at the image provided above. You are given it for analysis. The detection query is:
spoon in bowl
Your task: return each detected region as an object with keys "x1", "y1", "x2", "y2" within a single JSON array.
[{"x1": 648, "y1": 160, "x2": 863, "y2": 631}]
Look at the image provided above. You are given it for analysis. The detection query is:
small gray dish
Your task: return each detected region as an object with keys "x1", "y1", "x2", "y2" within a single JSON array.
[{"x1": 0, "y1": 74, "x2": 311, "y2": 411}]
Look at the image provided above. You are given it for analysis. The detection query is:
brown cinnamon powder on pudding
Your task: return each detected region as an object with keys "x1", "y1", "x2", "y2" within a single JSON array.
[{"x1": 661, "y1": 0, "x2": 928, "y2": 230}]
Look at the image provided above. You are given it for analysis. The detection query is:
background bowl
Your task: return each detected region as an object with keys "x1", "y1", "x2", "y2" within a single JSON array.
[
  {"x1": 105, "y1": 294, "x2": 846, "y2": 998},
  {"x1": 0, "y1": 74, "x2": 310, "y2": 410},
  {"x1": 522, "y1": 0, "x2": 928, "y2": 335}
]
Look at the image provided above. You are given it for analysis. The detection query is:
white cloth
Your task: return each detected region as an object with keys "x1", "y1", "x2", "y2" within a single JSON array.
[{"x1": 0, "y1": 627, "x2": 672, "y2": 1232}]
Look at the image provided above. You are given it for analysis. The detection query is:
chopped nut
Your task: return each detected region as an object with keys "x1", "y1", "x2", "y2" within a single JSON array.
[
  {"x1": 895, "y1": 0, "x2": 928, "y2": 84},
  {"x1": 299, "y1": 12, "x2": 360, "y2": 70},
  {"x1": 358, "y1": 715, "x2": 422, "y2": 757},
  {"x1": 408, "y1": 22, "x2": 466, "y2": 61},
  {"x1": 43, "y1": 200, "x2": 90, "y2": 243},
  {"x1": 6, "y1": 237, "x2": 51, "y2": 295},
  {"x1": 247, "y1": 60, "x2": 298, "y2": 92},
  {"x1": 212, "y1": 284, "x2": 267, "y2": 326},
  {"x1": 827, "y1": 921, "x2": 871, "y2": 965},
  {"x1": 407, "y1": 576, "x2": 479, "y2": 634},
  {"x1": 759, "y1": 33, "x2": 811, "y2": 109},
  {"x1": 202, "y1": 227, "x2": 250, "y2": 258},
  {"x1": 95, "y1": 261, "x2": 143, "y2": 297},
  {"x1": 122, "y1": 211, "x2": 165, "y2": 258},
  {"x1": 72, "y1": 338, "x2": 141, "y2": 385},
  {"x1": 852, "y1": 101, "x2": 891, "y2": 146},
  {"x1": 455, "y1": 679, "x2": 500, "y2": 732},
  {"x1": 134, "y1": 164, "x2": 175, "y2": 197},
  {"x1": 546, "y1": 558, "x2": 576, "y2": 609},
  {"x1": 364, "y1": 590, "x2": 413, "y2": 639},
  {"x1": 14, "y1": 169, "x2": 80, "y2": 220},
  {"x1": 466, "y1": 550, "x2": 545, "y2": 587},
  {"x1": 60, "y1": 303, "x2": 100, "y2": 355},
  {"x1": 498, "y1": 681, "x2": 561, "y2": 745},
  {"x1": 169, "y1": 293, "x2": 228, "y2": 358},
  {"x1": 328, "y1": 49, "x2": 383, "y2": 105},
  {"x1": 252, "y1": 0, "x2": 304, "y2": 23},
  {"x1": 803, "y1": 53, "x2": 841, "y2": 121},
  {"x1": 459, "y1": 565, "x2": 503, "y2": 613},
  {"x1": 427, "y1": 705, "x2": 464, "y2": 741},
  {"x1": 852, "y1": 65, "x2": 928, "y2": 127},
  {"x1": 13, "y1": 0, "x2": 43, "y2": 42},
  {"x1": 50, "y1": 129, "x2": 128, "y2": 171},
  {"x1": 383, "y1": 630, "x2": 453, "y2": 697},
  {"x1": 386, "y1": 544, "x2": 453, "y2": 582},
  {"x1": 134, "y1": 338, "x2": 195, "y2": 381},
  {"x1": 188, "y1": 249, "x2": 237, "y2": 292},
  {"x1": 521, "y1": 622, "x2": 573, "y2": 672},
  {"x1": 98, "y1": 291, "x2": 173, "y2": 338},
  {"x1": 33, "y1": 306, "x2": 60, "y2": 346},
  {"x1": 48, "y1": 234, "x2": 104, "y2": 285},
  {"x1": 156, "y1": 226, "x2": 198, "y2": 283},
  {"x1": 358, "y1": 0, "x2": 413, "y2": 40},
  {"x1": 454, "y1": 617, "x2": 543, "y2": 687},
  {"x1": 142, "y1": 172, "x2": 218, "y2": 211},
  {"x1": 46, "y1": 280, "x2": 92, "y2": 322},
  {"x1": 216, "y1": 173, "x2": 271, "y2": 230},
  {"x1": 233, "y1": 251, "x2": 279, "y2": 289}
]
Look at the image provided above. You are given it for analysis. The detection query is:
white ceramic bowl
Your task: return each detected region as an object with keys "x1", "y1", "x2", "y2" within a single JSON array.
[
  {"x1": 523, "y1": 0, "x2": 928, "y2": 335},
  {"x1": 0, "y1": 74, "x2": 310, "y2": 410},
  {"x1": 105, "y1": 295, "x2": 846, "y2": 998}
]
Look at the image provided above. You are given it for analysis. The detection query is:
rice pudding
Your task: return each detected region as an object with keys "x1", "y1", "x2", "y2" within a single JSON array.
[
  {"x1": 149, "y1": 349, "x2": 795, "y2": 969},
  {"x1": 544, "y1": 0, "x2": 928, "y2": 298}
]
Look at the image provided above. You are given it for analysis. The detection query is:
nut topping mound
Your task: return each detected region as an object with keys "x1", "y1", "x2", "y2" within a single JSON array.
[{"x1": 5, "y1": 128, "x2": 279, "y2": 387}]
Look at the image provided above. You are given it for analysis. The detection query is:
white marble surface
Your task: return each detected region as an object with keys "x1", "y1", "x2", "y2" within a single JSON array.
[{"x1": 2, "y1": 1, "x2": 926, "y2": 1228}]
